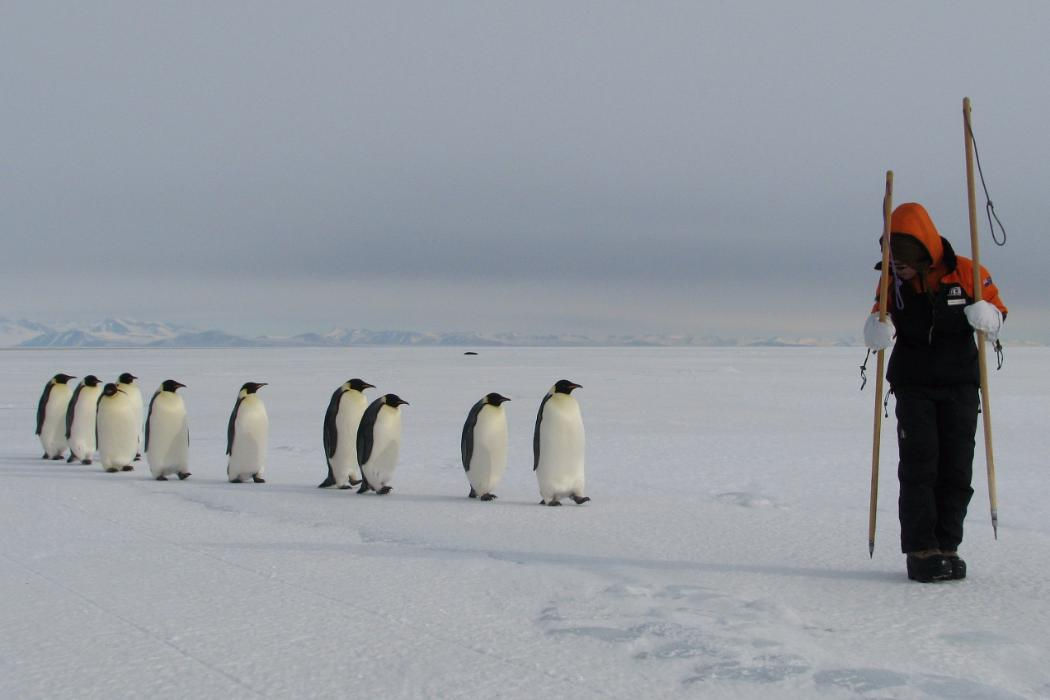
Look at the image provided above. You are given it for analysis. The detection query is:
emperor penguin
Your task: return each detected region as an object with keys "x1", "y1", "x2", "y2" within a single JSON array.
[
  {"x1": 461, "y1": 393, "x2": 511, "y2": 500},
  {"x1": 145, "y1": 379, "x2": 190, "y2": 481},
  {"x1": 534, "y1": 380, "x2": 589, "y2": 506},
  {"x1": 116, "y1": 372, "x2": 144, "y2": 461},
  {"x1": 96, "y1": 383, "x2": 139, "y2": 472},
  {"x1": 320, "y1": 378, "x2": 375, "y2": 489},
  {"x1": 36, "y1": 373, "x2": 76, "y2": 459},
  {"x1": 66, "y1": 375, "x2": 103, "y2": 464},
  {"x1": 227, "y1": 382, "x2": 268, "y2": 483},
  {"x1": 356, "y1": 394, "x2": 408, "y2": 495}
]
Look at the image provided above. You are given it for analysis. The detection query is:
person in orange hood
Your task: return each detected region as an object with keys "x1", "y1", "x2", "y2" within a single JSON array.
[{"x1": 863, "y1": 202, "x2": 1007, "y2": 583}]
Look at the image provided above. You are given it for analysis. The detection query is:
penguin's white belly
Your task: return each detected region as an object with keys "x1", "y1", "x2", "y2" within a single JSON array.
[
  {"x1": 331, "y1": 393, "x2": 367, "y2": 484},
  {"x1": 147, "y1": 396, "x2": 188, "y2": 477},
  {"x1": 40, "y1": 386, "x2": 72, "y2": 456},
  {"x1": 363, "y1": 412, "x2": 401, "y2": 487},
  {"x1": 98, "y1": 398, "x2": 139, "y2": 469},
  {"x1": 537, "y1": 400, "x2": 586, "y2": 499},
  {"x1": 468, "y1": 414, "x2": 507, "y2": 495},
  {"x1": 229, "y1": 401, "x2": 268, "y2": 479},
  {"x1": 122, "y1": 385, "x2": 144, "y2": 451},
  {"x1": 68, "y1": 388, "x2": 101, "y2": 460}
]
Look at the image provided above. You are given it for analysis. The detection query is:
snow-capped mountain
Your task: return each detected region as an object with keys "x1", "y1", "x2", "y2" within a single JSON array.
[
  {"x1": 2, "y1": 318, "x2": 859, "y2": 348},
  {"x1": 0, "y1": 318, "x2": 54, "y2": 347}
]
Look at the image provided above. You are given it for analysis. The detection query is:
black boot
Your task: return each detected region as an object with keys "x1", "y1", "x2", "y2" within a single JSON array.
[
  {"x1": 942, "y1": 552, "x2": 967, "y2": 580},
  {"x1": 906, "y1": 550, "x2": 953, "y2": 583}
]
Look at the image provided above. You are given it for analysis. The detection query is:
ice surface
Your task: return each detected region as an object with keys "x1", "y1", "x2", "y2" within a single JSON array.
[{"x1": 2, "y1": 347, "x2": 1049, "y2": 698}]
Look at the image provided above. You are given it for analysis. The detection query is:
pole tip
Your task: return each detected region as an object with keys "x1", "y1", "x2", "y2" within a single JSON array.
[{"x1": 868, "y1": 541, "x2": 874, "y2": 558}]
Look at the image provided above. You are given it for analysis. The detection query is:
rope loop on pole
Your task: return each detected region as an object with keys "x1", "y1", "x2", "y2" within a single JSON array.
[
  {"x1": 966, "y1": 120, "x2": 1008, "y2": 247},
  {"x1": 859, "y1": 349, "x2": 870, "y2": 391}
]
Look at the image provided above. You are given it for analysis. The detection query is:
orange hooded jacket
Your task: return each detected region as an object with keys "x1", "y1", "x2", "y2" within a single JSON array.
[{"x1": 872, "y1": 202, "x2": 1007, "y2": 318}]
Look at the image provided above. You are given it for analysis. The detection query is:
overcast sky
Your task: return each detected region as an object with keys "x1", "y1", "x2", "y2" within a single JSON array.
[{"x1": 3, "y1": 1, "x2": 1048, "y2": 340}]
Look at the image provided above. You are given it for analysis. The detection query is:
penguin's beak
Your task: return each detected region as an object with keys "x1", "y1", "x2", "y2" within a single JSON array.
[{"x1": 174, "y1": 381, "x2": 187, "y2": 389}]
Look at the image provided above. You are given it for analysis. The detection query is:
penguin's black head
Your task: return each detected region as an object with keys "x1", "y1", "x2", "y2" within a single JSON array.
[
  {"x1": 241, "y1": 382, "x2": 267, "y2": 394},
  {"x1": 101, "y1": 383, "x2": 121, "y2": 397},
  {"x1": 553, "y1": 379, "x2": 582, "y2": 395},
  {"x1": 54, "y1": 373, "x2": 76, "y2": 384},
  {"x1": 84, "y1": 375, "x2": 101, "y2": 387},
  {"x1": 486, "y1": 392, "x2": 511, "y2": 406},
  {"x1": 118, "y1": 372, "x2": 137, "y2": 384},
  {"x1": 348, "y1": 378, "x2": 375, "y2": 392},
  {"x1": 161, "y1": 379, "x2": 186, "y2": 393},
  {"x1": 384, "y1": 393, "x2": 409, "y2": 407}
]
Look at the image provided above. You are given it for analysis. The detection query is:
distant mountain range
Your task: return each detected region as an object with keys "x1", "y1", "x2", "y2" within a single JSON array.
[{"x1": 0, "y1": 317, "x2": 858, "y2": 349}]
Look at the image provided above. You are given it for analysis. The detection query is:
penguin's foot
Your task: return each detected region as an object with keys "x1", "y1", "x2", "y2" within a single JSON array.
[
  {"x1": 67, "y1": 455, "x2": 75, "y2": 463},
  {"x1": 357, "y1": 481, "x2": 371, "y2": 494},
  {"x1": 230, "y1": 477, "x2": 243, "y2": 483},
  {"x1": 338, "y1": 484, "x2": 353, "y2": 490},
  {"x1": 134, "y1": 453, "x2": 142, "y2": 462},
  {"x1": 105, "y1": 468, "x2": 119, "y2": 473},
  {"x1": 41, "y1": 453, "x2": 49, "y2": 459},
  {"x1": 468, "y1": 488, "x2": 477, "y2": 499},
  {"x1": 52, "y1": 455, "x2": 64, "y2": 461},
  {"x1": 156, "y1": 475, "x2": 168, "y2": 481},
  {"x1": 81, "y1": 459, "x2": 92, "y2": 465},
  {"x1": 480, "y1": 493, "x2": 497, "y2": 501},
  {"x1": 547, "y1": 500, "x2": 563, "y2": 507},
  {"x1": 571, "y1": 495, "x2": 591, "y2": 505},
  {"x1": 539, "y1": 500, "x2": 546, "y2": 505},
  {"x1": 121, "y1": 465, "x2": 134, "y2": 472},
  {"x1": 177, "y1": 472, "x2": 191, "y2": 480},
  {"x1": 349, "y1": 477, "x2": 362, "y2": 486},
  {"x1": 377, "y1": 486, "x2": 392, "y2": 495},
  {"x1": 252, "y1": 474, "x2": 266, "y2": 483},
  {"x1": 318, "y1": 475, "x2": 336, "y2": 488}
]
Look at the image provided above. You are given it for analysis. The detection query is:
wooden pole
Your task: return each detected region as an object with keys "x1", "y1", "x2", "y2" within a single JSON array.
[
  {"x1": 962, "y1": 97, "x2": 999, "y2": 539},
  {"x1": 869, "y1": 170, "x2": 893, "y2": 557}
]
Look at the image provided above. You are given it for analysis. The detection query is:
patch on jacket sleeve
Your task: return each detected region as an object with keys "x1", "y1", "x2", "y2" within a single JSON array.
[{"x1": 983, "y1": 276, "x2": 993, "y2": 287}]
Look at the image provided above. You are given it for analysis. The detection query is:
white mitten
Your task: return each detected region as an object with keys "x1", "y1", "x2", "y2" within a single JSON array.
[
  {"x1": 863, "y1": 313, "x2": 894, "y2": 351},
  {"x1": 964, "y1": 300, "x2": 1003, "y2": 341}
]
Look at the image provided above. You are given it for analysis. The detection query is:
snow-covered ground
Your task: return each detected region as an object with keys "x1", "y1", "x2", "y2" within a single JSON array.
[{"x1": 2, "y1": 346, "x2": 1048, "y2": 699}]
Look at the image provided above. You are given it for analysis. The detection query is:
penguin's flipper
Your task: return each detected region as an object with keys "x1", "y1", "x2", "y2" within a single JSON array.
[
  {"x1": 533, "y1": 394, "x2": 552, "y2": 471},
  {"x1": 67, "y1": 455, "x2": 75, "y2": 463},
  {"x1": 66, "y1": 383, "x2": 84, "y2": 440},
  {"x1": 144, "y1": 390, "x2": 158, "y2": 452},
  {"x1": 571, "y1": 495, "x2": 591, "y2": 505},
  {"x1": 357, "y1": 399, "x2": 383, "y2": 468},
  {"x1": 226, "y1": 397, "x2": 244, "y2": 456},
  {"x1": 462, "y1": 398, "x2": 485, "y2": 472},
  {"x1": 318, "y1": 471, "x2": 337, "y2": 488},
  {"x1": 323, "y1": 387, "x2": 343, "y2": 459},
  {"x1": 468, "y1": 487, "x2": 477, "y2": 499},
  {"x1": 36, "y1": 381, "x2": 53, "y2": 436},
  {"x1": 357, "y1": 479, "x2": 371, "y2": 494}
]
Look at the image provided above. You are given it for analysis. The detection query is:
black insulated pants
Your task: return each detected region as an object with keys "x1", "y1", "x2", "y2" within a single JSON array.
[{"x1": 894, "y1": 384, "x2": 979, "y2": 554}]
